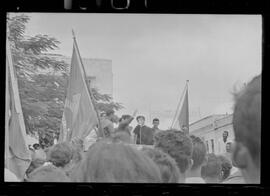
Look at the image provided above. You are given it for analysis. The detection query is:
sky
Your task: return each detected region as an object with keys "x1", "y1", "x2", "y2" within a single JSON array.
[{"x1": 11, "y1": 13, "x2": 262, "y2": 129}]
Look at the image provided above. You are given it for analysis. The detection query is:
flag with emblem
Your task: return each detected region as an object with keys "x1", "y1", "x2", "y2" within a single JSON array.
[
  {"x1": 59, "y1": 34, "x2": 99, "y2": 142},
  {"x1": 5, "y1": 39, "x2": 31, "y2": 181}
]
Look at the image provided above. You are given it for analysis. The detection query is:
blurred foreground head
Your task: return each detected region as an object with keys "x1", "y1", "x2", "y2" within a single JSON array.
[
  {"x1": 201, "y1": 153, "x2": 222, "y2": 183},
  {"x1": 232, "y1": 74, "x2": 261, "y2": 183},
  {"x1": 154, "y1": 129, "x2": 193, "y2": 182},
  {"x1": 141, "y1": 147, "x2": 181, "y2": 183},
  {"x1": 27, "y1": 165, "x2": 70, "y2": 182},
  {"x1": 73, "y1": 141, "x2": 162, "y2": 183},
  {"x1": 47, "y1": 142, "x2": 73, "y2": 168}
]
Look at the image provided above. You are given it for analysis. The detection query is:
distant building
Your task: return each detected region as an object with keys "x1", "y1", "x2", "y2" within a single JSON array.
[
  {"x1": 189, "y1": 114, "x2": 234, "y2": 155},
  {"x1": 46, "y1": 54, "x2": 113, "y2": 96}
]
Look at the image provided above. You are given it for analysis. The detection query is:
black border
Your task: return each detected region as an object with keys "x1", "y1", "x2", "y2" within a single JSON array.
[{"x1": 1, "y1": 0, "x2": 269, "y2": 195}]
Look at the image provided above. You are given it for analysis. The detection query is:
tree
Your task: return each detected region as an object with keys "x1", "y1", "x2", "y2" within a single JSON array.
[{"x1": 7, "y1": 14, "x2": 123, "y2": 148}]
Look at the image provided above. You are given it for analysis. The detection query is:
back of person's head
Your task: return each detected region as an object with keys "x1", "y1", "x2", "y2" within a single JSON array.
[
  {"x1": 111, "y1": 131, "x2": 132, "y2": 144},
  {"x1": 201, "y1": 153, "x2": 222, "y2": 183},
  {"x1": 190, "y1": 135, "x2": 207, "y2": 171},
  {"x1": 119, "y1": 114, "x2": 132, "y2": 122},
  {"x1": 47, "y1": 142, "x2": 73, "y2": 168},
  {"x1": 217, "y1": 155, "x2": 232, "y2": 182},
  {"x1": 33, "y1": 143, "x2": 40, "y2": 150},
  {"x1": 27, "y1": 165, "x2": 71, "y2": 182},
  {"x1": 73, "y1": 141, "x2": 162, "y2": 183},
  {"x1": 232, "y1": 74, "x2": 261, "y2": 183},
  {"x1": 154, "y1": 129, "x2": 193, "y2": 174},
  {"x1": 105, "y1": 109, "x2": 115, "y2": 117},
  {"x1": 141, "y1": 147, "x2": 181, "y2": 183}
]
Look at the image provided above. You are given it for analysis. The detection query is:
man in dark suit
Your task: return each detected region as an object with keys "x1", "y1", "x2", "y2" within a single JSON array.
[{"x1": 133, "y1": 116, "x2": 154, "y2": 145}]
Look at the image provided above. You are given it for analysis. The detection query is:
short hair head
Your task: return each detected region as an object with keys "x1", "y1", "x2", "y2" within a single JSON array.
[
  {"x1": 136, "y1": 115, "x2": 145, "y2": 122},
  {"x1": 74, "y1": 141, "x2": 162, "y2": 183},
  {"x1": 119, "y1": 114, "x2": 132, "y2": 122},
  {"x1": 27, "y1": 165, "x2": 71, "y2": 182},
  {"x1": 33, "y1": 143, "x2": 40, "y2": 150},
  {"x1": 48, "y1": 142, "x2": 73, "y2": 168},
  {"x1": 105, "y1": 109, "x2": 115, "y2": 117},
  {"x1": 190, "y1": 135, "x2": 207, "y2": 170},
  {"x1": 232, "y1": 74, "x2": 261, "y2": 168},
  {"x1": 153, "y1": 118, "x2": 159, "y2": 123},
  {"x1": 154, "y1": 129, "x2": 193, "y2": 173},
  {"x1": 141, "y1": 147, "x2": 181, "y2": 183},
  {"x1": 201, "y1": 153, "x2": 222, "y2": 179}
]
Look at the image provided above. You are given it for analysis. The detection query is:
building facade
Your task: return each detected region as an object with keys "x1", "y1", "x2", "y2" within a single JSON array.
[{"x1": 189, "y1": 114, "x2": 234, "y2": 155}]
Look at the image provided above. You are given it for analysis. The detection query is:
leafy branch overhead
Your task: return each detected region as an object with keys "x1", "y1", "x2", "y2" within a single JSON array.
[{"x1": 7, "y1": 14, "x2": 123, "y2": 147}]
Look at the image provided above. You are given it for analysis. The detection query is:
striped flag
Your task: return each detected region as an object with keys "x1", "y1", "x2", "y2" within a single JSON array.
[
  {"x1": 5, "y1": 39, "x2": 31, "y2": 181},
  {"x1": 59, "y1": 36, "x2": 99, "y2": 142}
]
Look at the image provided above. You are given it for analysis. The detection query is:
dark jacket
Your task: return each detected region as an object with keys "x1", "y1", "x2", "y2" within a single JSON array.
[{"x1": 133, "y1": 125, "x2": 154, "y2": 145}]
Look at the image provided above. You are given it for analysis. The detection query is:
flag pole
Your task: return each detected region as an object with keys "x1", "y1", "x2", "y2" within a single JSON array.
[
  {"x1": 71, "y1": 30, "x2": 104, "y2": 138},
  {"x1": 170, "y1": 80, "x2": 188, "y2": 129}
]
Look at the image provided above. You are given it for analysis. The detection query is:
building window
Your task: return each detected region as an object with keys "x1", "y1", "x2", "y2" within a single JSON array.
[
  {"x1": 206, "y1": 141, "x2": 209, "y2": 153},
  {"x1": 211, "y1": 139, "x2": 215, "y2": 153}
]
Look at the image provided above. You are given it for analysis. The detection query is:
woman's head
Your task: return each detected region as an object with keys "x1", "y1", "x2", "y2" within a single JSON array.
[{"x1": 73, "y1": 141, "x2": 162, "y2": 183}]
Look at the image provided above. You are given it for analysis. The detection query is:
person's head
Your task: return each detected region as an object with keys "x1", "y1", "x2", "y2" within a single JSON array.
[
  {"x1": 119, "y1": 114, "x2": 132, "y2": 123},
  {"x1": 226, "y1": 142, "x2": 233, "y2": 153},
  {"x1": 217, "y1": 155, "x2": 232, "y2": 182},
  {"x1": 47, "y1": 142, "x2": 73, "y2": 168},
  {"x1": 73, "y1": 141, "x2": 162, "y2": 183},
  {"x1": 201, "y1": 153, "x2": 222, "y2": 183},
  {"x1": 106, "y1": 109, "x2": 119, "y2": 123},
  {"x1": 189, "y1": 135, "x2": 207, "y2": 171},
  {"x1": 136, "y1": 116, "x2": 145, "y2": 126},
  {"x1": 33, "y1": 143, "x2": 40, "y2": 150},
  {"x1": 223, "y1": 131, "x2": 229, "y2": 143},
  {"x1": 152, "y1": 118, "x2": 160, "y2": 128},
  {"x1": 154, "y1": 129, "x2": 193, "y2": 182},
  {"x1": 27, "y1": 165, "x2": 71, "y2": 182},
  {"x1": 141, "y1": 147, "x2": 181, "y2": 183},
  {"x1": 232, "y1": 74, "x2": 261, "y2": 183}
]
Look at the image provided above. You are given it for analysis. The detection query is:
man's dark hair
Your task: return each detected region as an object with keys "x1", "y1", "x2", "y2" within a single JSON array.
[
  {"x1": 232, "y1": 74, "x2": 261, "y2": 168},
  {"x1": 33, "y1": 143, "x2": 40, "y2": 150},
  {"x1": 190, "y1": 135, "x2": 207, "y2": 170},
  {"x1": 105, "y1": 109, "x2": 115, "y2": 116},
  {"x1": 153, "y1": 118, "x2": 159, "y2": 123},
  {"x1": 119, "y1": 114, "x2": 131, "y2": 122},
  {"x1": 136, "y1": 115, "x2": 145, "y2": 121},
  {"x1": 154, "y1": 129, "x2": 193, "y2": 173}
]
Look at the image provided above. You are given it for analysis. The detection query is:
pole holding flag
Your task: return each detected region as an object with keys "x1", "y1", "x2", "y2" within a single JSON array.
[{"x1": 59, "y1": 30, "x2": 103, "y2": 143}]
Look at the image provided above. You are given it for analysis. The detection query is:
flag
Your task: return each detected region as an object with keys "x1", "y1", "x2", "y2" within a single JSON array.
[
  {"x1": 172, "y1": 83, "x2": 189, "y2": 134},
  {"x1": 59, "y1": 37, "x2": 99, "y2": 142},
  {"x1": 5, "y1": 39, "x2": 31, "y2": 181}
]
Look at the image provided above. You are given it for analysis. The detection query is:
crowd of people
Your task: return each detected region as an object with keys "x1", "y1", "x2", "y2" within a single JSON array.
[{"x1": 5, "y1": 74, "x2": 261, "y2": 183}]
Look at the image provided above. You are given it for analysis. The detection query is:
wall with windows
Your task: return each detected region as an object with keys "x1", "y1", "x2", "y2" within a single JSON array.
[{"x1": 190, "y1": 114, "x2": 234, "y2": 155}]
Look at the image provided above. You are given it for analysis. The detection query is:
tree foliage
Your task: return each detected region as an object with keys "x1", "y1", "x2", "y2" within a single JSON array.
[{"x1": 7, "y1": 14, "x2": 123, "y2": 148}]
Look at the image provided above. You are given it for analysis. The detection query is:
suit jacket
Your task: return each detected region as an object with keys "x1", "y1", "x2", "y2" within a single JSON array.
[{"x1": 133, "y1": 125, "x2": 154, "y2": 145}]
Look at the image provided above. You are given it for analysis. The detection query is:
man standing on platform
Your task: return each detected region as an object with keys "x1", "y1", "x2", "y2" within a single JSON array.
[
  {"x1": 99, "y1": 109, "x2": 119, "y2": 138},
  {"x1": 133, "y1": 116, "x2": 154, "y2": 145}
]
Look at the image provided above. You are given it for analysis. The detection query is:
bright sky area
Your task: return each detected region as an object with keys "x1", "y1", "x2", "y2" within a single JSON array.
[{"x1": 13, "y1": 13, "x2": 262, "y2": 130}]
